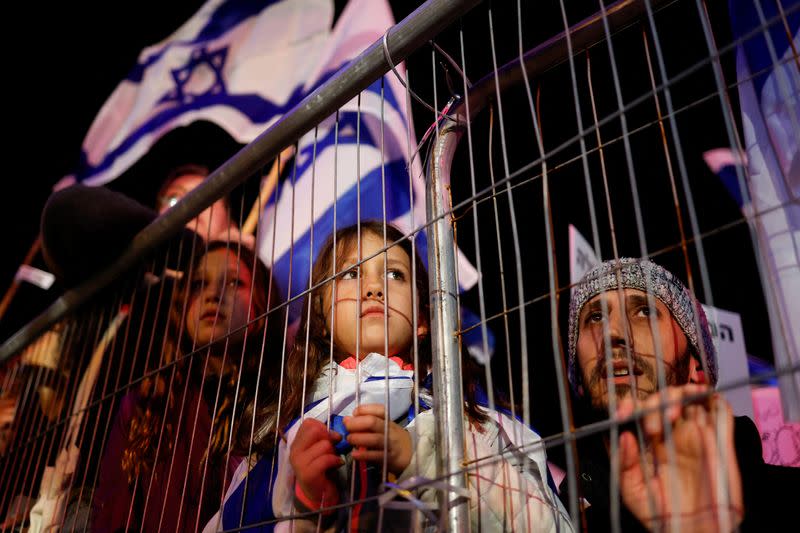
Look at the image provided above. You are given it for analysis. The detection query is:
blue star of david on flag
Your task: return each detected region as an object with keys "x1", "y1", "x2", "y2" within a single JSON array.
[
  {"x1": 161, "y1": 47, "x2": 229, "y2": 104},
  {"x1": 75, "y1": 0, "x2": 333, "y2": 186}
]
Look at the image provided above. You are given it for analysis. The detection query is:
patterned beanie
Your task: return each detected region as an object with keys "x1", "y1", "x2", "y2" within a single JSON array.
[{"x1": 567, "y1": 257, "x2": 717, "y2": 395}]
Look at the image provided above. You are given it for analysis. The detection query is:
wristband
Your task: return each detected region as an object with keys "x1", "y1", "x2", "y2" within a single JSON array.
[{"x1": 294, "y1": 482, "x2": 337, "y2": 516}]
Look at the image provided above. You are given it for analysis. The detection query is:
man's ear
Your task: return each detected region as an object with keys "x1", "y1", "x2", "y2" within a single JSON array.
[{"x1": 688, "y1": 356, "x2": 707, "y2": 384}]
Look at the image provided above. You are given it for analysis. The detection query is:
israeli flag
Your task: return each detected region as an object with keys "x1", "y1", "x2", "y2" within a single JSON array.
[
  {"x1": 729, "y1": 0, "x2": 799, "y2": 419},
  {"x1": 76, "y1": 0, "x2": 335, "y2": 185},
  {"x1": 73, "y1": 0, "x2": 489, "y2": 359},
  {"x1": 254, "y1": 0, "x2": 490, "y2": 359}
]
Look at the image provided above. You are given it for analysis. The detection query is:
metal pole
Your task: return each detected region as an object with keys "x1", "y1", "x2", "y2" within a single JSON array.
[{"x1": 426, "y1": 120, "x2": 469, "y2": 531}]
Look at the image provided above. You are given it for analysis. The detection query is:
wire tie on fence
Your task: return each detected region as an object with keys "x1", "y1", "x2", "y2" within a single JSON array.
[
  {"x1": 380, "y1": 476, "x2": 466, "y2": 527},
  {"x1": 380, "y1": 476, "x2": 470, "y2": 507},
  {"x1": 381, "y1": 30, "x2": 459, "y2": 124},
  {"x1": 418, "y1": 95, "x2": 462, "y2": 148},
  {"x1": 429, "y1": 41, "x2": 473, "y2": 90}
]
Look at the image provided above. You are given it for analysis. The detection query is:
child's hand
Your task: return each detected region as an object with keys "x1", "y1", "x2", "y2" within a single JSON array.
[
  {"x1": 289, "y1": 419, "x2": 343, "y2": 507},
  {"x1": 344, "y1": 404, "x2": 412, "y2": 476}
]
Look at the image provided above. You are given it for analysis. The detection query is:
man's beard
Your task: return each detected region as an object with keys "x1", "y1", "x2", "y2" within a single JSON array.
[{"x1": 584, "y1": 347, "x2": 692, "y2": 419}]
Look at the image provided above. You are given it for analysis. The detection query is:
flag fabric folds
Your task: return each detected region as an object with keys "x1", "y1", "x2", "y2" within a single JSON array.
[
  {"x1": 76, "y1": 0, "x2": 334, "y2": 186},
  {"x1": 252, "y1": 0, "x2": 486, "y2": 357},
  {"x1": 72, "y1": 0, "x2": 488, "y2": 358},
  {"x1": 729, "y1": 0, "x2": 799, "y2": 419}
]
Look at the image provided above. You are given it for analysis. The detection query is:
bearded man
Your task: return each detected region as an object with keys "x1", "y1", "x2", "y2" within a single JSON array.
[{"x1": 561, "y1": 257, "x2": 796, "y2": 532}]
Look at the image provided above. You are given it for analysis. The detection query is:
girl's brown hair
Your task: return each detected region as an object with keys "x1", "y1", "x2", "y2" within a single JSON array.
[
  {"x1": 121, "y1": 240, "x2": 285, "y2": 490},
  {"x1": 272, "y1": 221, "x2": 486, "y2": 434}
]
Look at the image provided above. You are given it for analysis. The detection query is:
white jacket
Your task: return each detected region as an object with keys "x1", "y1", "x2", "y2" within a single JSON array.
[
  {"x1": 393, "y1": 409, "x2": 573, "y2": 532},
  {"x1": 205, "y1": 354, "x2": 574, "y2": 532}
]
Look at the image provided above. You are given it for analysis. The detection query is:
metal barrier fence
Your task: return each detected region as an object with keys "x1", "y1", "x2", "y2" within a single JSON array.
[{"x1": 1, "y1": 0, "x2": 798, "y2": 531}]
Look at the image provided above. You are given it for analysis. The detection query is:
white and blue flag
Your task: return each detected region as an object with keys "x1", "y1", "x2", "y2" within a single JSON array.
[
  {"x1": 76, "y1": 0, "x2": 334, "y2": 185},
  {"x1": 729, "y1": 0, "x2": 799, "y2": 419},
  {"x1": 73, "y1": 0, "x2": 491, "y2": 360},
  {"x1": 252, "y1": 0, "x2": 490, "y2": 359}
]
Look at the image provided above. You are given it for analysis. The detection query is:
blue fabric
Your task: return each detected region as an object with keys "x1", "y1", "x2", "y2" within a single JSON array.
[
  {"x1": 125, "y1": 0, "x2": 279, "y2": 83},
  {"x1": 331, "y1": 415, "x2": 352, "y2": 454},
  {"x1": 75, "y1": 0, "x2": 334, "y2": 182},
  {"x1": 461, "y1": 306, "x2": 496, "y2": 361},
  {"x1": 221, "y1": 452, "x2": 280, "y2": 532},
  {"x1": 728, "y1": 0, "x2": 799, "y2": 96},
  {"x1": 728, "y1": 0, "x2": 800, "y2": 235},
  {"x1": 219, "y1": 396, "x2": 328, "y2": 530},
  {"x1": 716, "y1": 163, "x2": 746, "y2": 207},
  {"x1": 220, "y1": 372, "x2": 561, "y2": 529},
  {"x1": 281, "y1": 375, "x2": 415, "y2": 455}
]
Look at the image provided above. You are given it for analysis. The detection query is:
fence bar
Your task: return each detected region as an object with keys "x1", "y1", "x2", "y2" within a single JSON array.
[
  {"x1": 0, "y1": 0, "x2": 482, "y2": 362},
  {"x1": 426, "y1": 119, "x2": 469, "y2": 531},
  {"x1": 452, "y1": 0, "x2": 673, "y2": 123}
]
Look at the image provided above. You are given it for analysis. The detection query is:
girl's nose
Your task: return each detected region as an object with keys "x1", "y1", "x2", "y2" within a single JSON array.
[
  {"x1": 204, "y1": 283, "x2": 223, "y2": 303},
  {"x1": 363, "y1": 277, "x2": 384, "y2": 300},
  {"x1": 365, "y1": 288, "x2": 383, "y2": 299}
]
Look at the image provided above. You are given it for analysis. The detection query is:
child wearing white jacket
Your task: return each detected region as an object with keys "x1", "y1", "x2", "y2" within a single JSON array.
[{"x1": 205, "y1": 222, "x2": 572, "y2": 532}]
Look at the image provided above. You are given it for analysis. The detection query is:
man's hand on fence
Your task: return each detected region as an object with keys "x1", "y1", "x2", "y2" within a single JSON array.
[{"x1": 616, "y1": 385, "x2": 744, "y2": 532}]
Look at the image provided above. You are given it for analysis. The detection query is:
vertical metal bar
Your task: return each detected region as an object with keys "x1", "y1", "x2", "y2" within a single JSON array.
[{"x1": 426, "y1": 121, "x2": 468, "y2": 531}]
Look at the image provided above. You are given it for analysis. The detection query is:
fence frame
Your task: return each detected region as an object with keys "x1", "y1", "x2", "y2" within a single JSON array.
[{"x1": 2, "y1": 0, "x2": 705, "y2": 530}]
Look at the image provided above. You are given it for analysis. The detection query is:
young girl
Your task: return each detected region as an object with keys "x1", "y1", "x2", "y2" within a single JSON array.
[
  {"x1": 91, "y1": 240, "x2": 285, "y2": 533},
  {"x1": 215, "y1": 221, "x2": 571, "y2": 532}
]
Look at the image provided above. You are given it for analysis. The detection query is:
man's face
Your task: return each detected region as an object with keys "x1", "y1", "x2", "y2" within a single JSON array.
[
  {"x1": 158, "y1": 174, "x2": 232, "y2": 239},
  {"x1": 576, "y1": 288, "x2": 690, "y2": 412}
]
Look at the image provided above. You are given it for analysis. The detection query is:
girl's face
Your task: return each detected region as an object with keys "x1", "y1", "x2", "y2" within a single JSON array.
[
  {"x1": 323, "y1": 231, "x2": 427, "y2": 360},
  {"x1": 186, "y1": 248, "x2": 255, "y2": 347}
]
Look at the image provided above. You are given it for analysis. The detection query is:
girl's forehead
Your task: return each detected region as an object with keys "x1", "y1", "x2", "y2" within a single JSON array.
[
  {"x1": 196, "y1": 247, "x2": 252, "y2": 274},
  {"x1": 338, "y1": 231, "x2": 411, "y2": 265},
  {"x1": 164, "y1": 175, "x2": 204, "y2": 196}
]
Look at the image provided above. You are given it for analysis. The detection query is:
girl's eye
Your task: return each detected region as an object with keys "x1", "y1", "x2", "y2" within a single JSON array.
[
  {"x1": 341, "y1": 268, "x2": 359, "y2": 280},
  {"x1": 386, "y1": 269, "x2": 405, "y2": 281},
  {"x1": 634, "y1": 306, "x2": 653, "y2": 318},
  {"x1": 227, "y1": 277, "x2": 246, "y2": 289},
  {"x1": 189, "y1": 280, "x2": 205, "y2": 292}
]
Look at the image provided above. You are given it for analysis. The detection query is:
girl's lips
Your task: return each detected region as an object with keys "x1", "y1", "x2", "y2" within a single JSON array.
[{"x1": 200, "y1": 310, "x2": 225, "y2": 321}]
